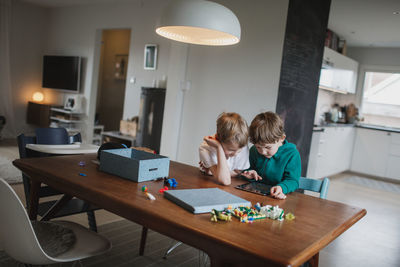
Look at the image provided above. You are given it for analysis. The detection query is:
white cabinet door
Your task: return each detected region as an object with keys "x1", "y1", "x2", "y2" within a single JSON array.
[
  {"x1": 319, "y1": 47, "x2": 359, "y2": 94},
  {"x1": 307, "y1": 127, "x2": 355, "y2": 179},
  {"x1": 322, "y1": 127, "x2": 355, "y2": 177},
  {"x1": 351, "y1": 128, "x2": 391, "y2": 177},
  {"x1": 306, "y1": 131, "x2": 322, "y2": 178},
  {"x1": 332, "y1": 127, "x2": 355, "y2": 172},
  {"x1": 385, "y1": 132, "x2": 400, "y2": 180},
  {"x1": 321, "y1": 128, "x2": 338, "y2": 176},
  {"x1": 343, "y1": 58, "x2": 358, "y2": 94}
]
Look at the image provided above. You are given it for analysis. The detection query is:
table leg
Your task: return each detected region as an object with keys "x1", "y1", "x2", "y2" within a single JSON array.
[
  {"x1": 139, "y1": 227, "x2": 148, "y2": 256},
  {"x1": 28, "y1": 179, "x2": 41, "y2": 221},
  {"x1": 309, "y1": 252, "x2": 319, "y2": 267},
  {"x1": 40, "y1": 194, "x2": 73, "y2": 221}
]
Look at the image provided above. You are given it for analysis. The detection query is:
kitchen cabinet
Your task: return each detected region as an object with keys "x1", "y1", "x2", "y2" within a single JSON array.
[
  {"x1": 385, "y1": 132, "x2": 400, "y2": 181},
  {"x1": 319, "y1": 47, "x2": 359, "y2": 94},
  {"x1": 350, "y1": 128, "x2": 390, "y2": 177},
  {"x1": 307, "y1": 127, "x2": 355, "y2": 179},
  {"x1": 350, "y1": 128, "x2": 400, "y2": 180}
]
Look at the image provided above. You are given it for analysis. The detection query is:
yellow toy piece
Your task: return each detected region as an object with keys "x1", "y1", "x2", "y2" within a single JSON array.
[
  {"x1": 210, "y1": 209, "x2": 231, "y2": 222},
  {"x1": 285, "y1": 212, "x2": 296, "y2": 221}
]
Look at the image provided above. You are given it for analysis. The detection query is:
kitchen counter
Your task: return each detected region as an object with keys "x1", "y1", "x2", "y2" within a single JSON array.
[
  {"x1": 356, "y1": 123, "x2": 400, "y2": 134},
  {"x1": 313, "y1": 123, "x2": 400, "y2": 133},
  {"x1": 313, "y1": 123, "x2": 355, "y2": 131}
]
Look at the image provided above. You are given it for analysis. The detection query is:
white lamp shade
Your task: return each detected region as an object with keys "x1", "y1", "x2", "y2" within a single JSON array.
[{"x1": 156, "y1": 0, "x2": 241, "y2": 46}]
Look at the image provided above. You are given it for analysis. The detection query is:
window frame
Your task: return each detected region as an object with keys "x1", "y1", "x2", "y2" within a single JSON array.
[{"x1": 357, "y1": 64, "x2": 400, "y2": 118}]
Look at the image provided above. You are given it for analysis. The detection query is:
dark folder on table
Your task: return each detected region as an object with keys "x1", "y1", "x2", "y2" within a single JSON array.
[{"x1": 164, "y1": 188, "x2": 251, "y2": 214}]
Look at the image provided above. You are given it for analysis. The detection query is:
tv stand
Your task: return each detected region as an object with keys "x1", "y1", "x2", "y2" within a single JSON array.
[
  {"x1": 27, "y1": 101, "x2": 51, "y2": 127},
  {"x1": 49, "y1": 107, "x2": 84, "y2": 133}
]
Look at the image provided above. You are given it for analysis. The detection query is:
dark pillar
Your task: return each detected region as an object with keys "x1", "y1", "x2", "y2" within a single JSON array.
[{"x1": 276, "y1": 0, "x2": 331, "y2": 176}]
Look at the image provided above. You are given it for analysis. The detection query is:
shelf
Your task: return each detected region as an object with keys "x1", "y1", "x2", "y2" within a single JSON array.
[
  {"x1": 50, "y1": 107, "x2": 84, "y2": 115},
  {"x1": 50, "y1": 116, "x2": 84, "y2": 123}
]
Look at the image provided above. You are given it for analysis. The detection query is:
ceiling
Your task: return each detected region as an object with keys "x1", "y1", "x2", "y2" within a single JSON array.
[
  {"x1": 21, "y1": 0, "x2": 400, "y2": 48},
  {"x1": 329, "y1": 0, "x2": 400, "y2": 47}
]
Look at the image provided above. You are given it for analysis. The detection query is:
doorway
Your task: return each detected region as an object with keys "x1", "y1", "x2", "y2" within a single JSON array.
[{"x1": 95, "y1": 29, "x2": 131, "y2": 132}]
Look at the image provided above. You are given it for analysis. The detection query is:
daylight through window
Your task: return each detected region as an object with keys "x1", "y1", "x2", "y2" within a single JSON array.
[{"x1": 361, "y1": 70, "x2": 400, "y2": 127}]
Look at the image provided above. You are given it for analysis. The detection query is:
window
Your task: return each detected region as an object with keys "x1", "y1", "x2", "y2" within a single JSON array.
[{"x1": 361, "y1": 70, "x2": 400, "y2": 128}]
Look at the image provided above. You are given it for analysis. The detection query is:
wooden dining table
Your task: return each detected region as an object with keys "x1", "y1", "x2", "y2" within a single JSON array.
[{"x1": 13, "y1": 154, "x2": 366, "y2": 267}]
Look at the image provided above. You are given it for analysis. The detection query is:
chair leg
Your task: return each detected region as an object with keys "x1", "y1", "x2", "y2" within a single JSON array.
[
  {"x1": 163, "y1": 241, "x2": 182, "y2": 259},
  {"x1": 87, "y1": 210, "x2": 97, "y2": 232},
  {"x1": 139, "y1": 227, "x2": 148, "y2": 256}
]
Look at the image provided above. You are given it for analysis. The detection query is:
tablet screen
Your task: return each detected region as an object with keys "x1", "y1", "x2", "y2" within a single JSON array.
[{"x1": 235, "y1": 181, "x2": 272, "y2": 196}]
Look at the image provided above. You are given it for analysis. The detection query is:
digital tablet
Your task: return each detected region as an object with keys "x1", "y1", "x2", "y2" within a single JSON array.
[{"x1": 235, "y1": 181, "x2": 272, "y2": 196}]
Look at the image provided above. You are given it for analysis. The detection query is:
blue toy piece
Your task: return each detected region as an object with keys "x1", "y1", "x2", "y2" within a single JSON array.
[
  {"x1": 79, "y1": 173, "x2": 87, "y2": 177},
  {"x1": 168, "y1": 178, "x2": 178, "y2": 187},
  {"x1": 166, "y1": 178, "x2": 177, "y2": 188}
]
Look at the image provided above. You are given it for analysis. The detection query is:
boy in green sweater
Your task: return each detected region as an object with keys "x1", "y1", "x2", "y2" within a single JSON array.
[{"x1": 242, "y1": 112, "x2": 301, "y2": 199}]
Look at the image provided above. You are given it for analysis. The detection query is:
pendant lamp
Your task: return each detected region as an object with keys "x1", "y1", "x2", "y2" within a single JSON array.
[{"x1": 155, "y1": 0, "x2": 241, "y2": 46}]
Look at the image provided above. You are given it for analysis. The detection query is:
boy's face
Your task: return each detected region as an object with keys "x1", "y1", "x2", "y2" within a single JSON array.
[
  {"x1": 255, "y1": 138, "x2": 284, "y2": 158},
  {"x1": 221, "y1": 142, "x2": 242, "y2": 158}
]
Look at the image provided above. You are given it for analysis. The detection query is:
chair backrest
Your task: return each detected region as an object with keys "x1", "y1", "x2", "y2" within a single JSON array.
[
  {"x1": 17, "y1": 134, "x2": 38, "y2": 159},
  {"x1": 69, "y1": 132, "x2": 82, "y2": 144},
  {"x1": 299, "y1": 177, "x2": 330, "y2": 199},
  {"x1": 0, "y1": 178, "x2": 55, "y2": 265},
  {"x1": 35, "y1": 128, "x2": 69, "y2": 144}
]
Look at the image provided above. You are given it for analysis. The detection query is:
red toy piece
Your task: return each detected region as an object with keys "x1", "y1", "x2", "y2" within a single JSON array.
[{"x1": 159, "y1": 186, "x2": 169, "y2": 193}]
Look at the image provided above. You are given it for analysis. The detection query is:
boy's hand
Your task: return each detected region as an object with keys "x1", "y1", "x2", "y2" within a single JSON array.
[
  {"x1": 232, "y1": 169, "x2": 242, "y2": 177},
  {"x1": 203, "y1": 135, "x2": 221, "y2": 148},
  {"x1": 270, "y1": 186, "x2": 286, "y2": 199},
  {"x1": 241, "y1": 170, "x2": 262, "y2": 181},
  {"x1": 199, "y1": 161, "x2": 212, "y2": 175}
]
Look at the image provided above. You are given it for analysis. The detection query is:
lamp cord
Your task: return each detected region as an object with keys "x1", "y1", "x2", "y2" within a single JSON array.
[{"x1": 175, "y1": 44, "x2": 191, "y2": 161}]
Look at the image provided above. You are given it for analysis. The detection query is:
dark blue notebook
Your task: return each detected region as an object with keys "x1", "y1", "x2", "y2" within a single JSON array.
[{"x1": 164, "y1": 188, "x2": 251, "y2": 214}]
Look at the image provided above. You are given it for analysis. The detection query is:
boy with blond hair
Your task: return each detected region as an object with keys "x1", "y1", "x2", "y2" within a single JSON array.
[
  {"x1": 242, "y1": 111, "x2": 301, "y2": 199},
  {"x1": 199, "y1": 112, "x2": 249, "y2": 185}
]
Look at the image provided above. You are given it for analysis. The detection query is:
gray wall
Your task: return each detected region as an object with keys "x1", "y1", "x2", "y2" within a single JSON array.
[
  {"x1": 9, "y1": 2, "x2": 52, "y2": 137},
  {"x1": 347, "y1": 47, "x2": 400, "y2": 66}
]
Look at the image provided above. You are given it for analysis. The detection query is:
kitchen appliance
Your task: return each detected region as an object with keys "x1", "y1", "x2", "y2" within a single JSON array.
[
  {"x1": 338, "y1": 106, "x2": 346, "y2": 123},
  {"x1": 135, "y1": 87, "x2": 166, "y2": 153},
  {"x1": 330, "y1": 106, "x2": 339, "y2": 123}
]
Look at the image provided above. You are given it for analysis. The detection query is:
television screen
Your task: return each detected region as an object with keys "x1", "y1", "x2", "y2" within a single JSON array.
[{"x1": 42, "y1": 55, "x2": 81, "y2": 92}]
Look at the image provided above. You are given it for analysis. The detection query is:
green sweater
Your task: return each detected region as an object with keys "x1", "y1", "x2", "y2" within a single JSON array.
[{"x1": 248, "y1": 140, "x2": 301, "y2": 194}]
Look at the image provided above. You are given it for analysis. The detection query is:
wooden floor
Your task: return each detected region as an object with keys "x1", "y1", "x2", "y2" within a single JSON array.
[{"x1": 7, "y1": 172, "x2": 400, "y2": 267}]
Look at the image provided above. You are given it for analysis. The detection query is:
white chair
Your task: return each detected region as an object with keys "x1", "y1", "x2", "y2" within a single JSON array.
[{"x1": 0, "y1": 178, "x2": 111, "y2": 265}]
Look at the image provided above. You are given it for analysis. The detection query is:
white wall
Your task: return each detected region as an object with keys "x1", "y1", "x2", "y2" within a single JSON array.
[
  {"x1": 347, "y1": 47, "x2": 400, "y2": 66},
  {"x1": 163, "y1": 0, "x2": 289, "y2": 165}
]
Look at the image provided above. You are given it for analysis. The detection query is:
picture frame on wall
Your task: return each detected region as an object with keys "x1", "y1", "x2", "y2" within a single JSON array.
[
  {"x1": 144, "y1": 44, "x2": 157, "y2": 70},
  {"x1": 64, "y1": 94, "x2": 82, "y2": 112}
]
